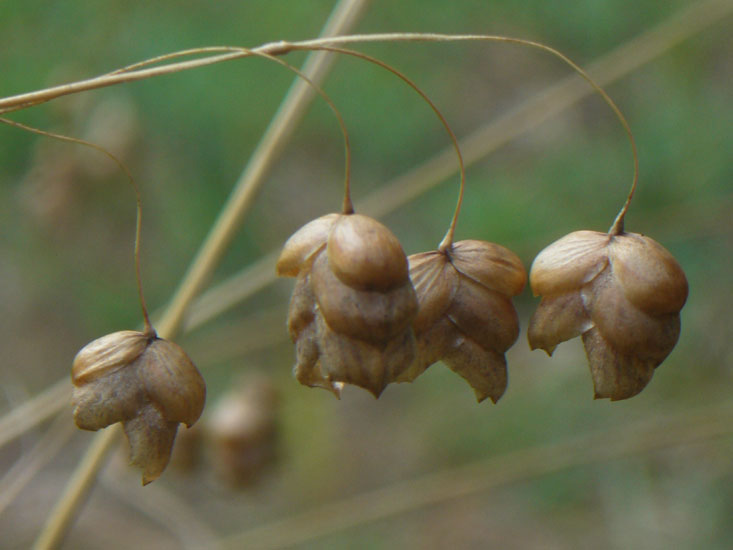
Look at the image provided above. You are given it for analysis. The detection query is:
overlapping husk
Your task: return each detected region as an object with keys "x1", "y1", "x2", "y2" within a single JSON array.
[
  {"x1": 407, "y1": 240, "x2": 527, "y2": 403},
  {"x1": 72, "y1": 330, "x2": 206, "y2": 484},
  {"x1": 528, "y1": 230, "x2": 688, "y2": 400},
  {"x1": 277, "y1": 213, "x2": 418, "y2": 398}
]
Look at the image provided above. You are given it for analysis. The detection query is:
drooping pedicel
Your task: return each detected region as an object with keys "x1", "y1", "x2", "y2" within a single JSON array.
[
  {"x1": 277, "y1": 213, "x2": 418, "y2": 398},
  {"x1": 407, "y1": 240, "x2": 527, "y2": 403},
  {"x1": 528, "y1": 230, "x2": 688, "y2": 400},
  {"x1": 71, "y1": 330, "x2": 206, "y2": 484}
]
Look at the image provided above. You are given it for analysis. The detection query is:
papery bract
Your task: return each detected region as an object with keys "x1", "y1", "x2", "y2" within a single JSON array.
[
  {"x1": 407, "y1": 240, "x2": 526, "y2": 403},
  {"x1": 528, "y1": 230, "x2": 688, "y2": 400},
  {"x1": 277, "y1": 213, "x2": 418, "y2": 397},
  {"x1": 72, "y1": 330, "x2": 206, "y2": 484}
]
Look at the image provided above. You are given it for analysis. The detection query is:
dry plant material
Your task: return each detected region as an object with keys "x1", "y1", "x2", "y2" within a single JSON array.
[
  {"x1": 407, "y1": 240, "x2": 527, "y2": 402},
  {"x1": 277, "y1": 212, "x2": 418, "y2": 397},
  {"x1": 71, "y1": 330, "x2": 206, "y2": 484},
  {"x1": 208, "y1": 375, "x2": 278, "y2": 487},
  {"x1": 528, "y1": 230, "x2": 688, "y2": 400}
]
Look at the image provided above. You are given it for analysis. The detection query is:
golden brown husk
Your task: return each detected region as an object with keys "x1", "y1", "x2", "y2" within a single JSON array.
[
  {"x1": 71, "y1": 330, "x2": 206, "y2": 484},
  {"x1": 407, "y1": 240, "x2": 527, "y2": 403},
  {"x1": 528, "y1": 230, "x2": 688, "y2": 400},
  {"x1": 277, "y1": 212, "x2": 418, "y2": 397}
]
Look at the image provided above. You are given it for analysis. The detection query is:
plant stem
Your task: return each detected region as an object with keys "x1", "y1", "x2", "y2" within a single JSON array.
[
  {"x1": 2, "y1": 33, "x2": 639, "y2": 237},
  {"x1": 0, "y1": 116, "x2": 154, "y2": 335},
  {"x1": 0, "y1": 379, "x2": 69, "y2": 450},
  {"x1": 0, "y1": 413, "x2": 75, "y2": 517},
  {"x1": 182, "y1": 0, "x2": 733, "y2": 331},
  {"x1": 296, "y1": 45, "x2": 465, "y2": 251},
  {"x1": 32, "y1": 426, "x2": 120, "y2": 550},
  {"x1": 155, "y1": 0, "x2": 369, "y2": 338}
]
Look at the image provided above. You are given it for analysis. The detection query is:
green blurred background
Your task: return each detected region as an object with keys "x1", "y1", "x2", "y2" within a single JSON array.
[{"x1": 0, "y1": 1, "x2": 731, "y2": 548}]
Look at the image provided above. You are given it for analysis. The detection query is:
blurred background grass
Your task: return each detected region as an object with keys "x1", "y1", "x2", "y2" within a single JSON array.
[{"x1": 0, "y1": 1, "x2": 731, "y2": 549}]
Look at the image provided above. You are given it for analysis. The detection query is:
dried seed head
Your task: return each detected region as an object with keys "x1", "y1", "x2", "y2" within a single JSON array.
[
  {"x1": 407, "y1": 240, "x2": 527, "y2": 403},
  {"x1": 208, "y1": 375, "x2": 278, "y2": 488},
  {"x1": 71, "y1": 330, "x2": 206, "y2": 484},
  {"x1": 277, "y1": 212, "x2": 418, "y2": 397},
  {"x1": 528, "y1": 230, "x2": 688, "y2": 400}
]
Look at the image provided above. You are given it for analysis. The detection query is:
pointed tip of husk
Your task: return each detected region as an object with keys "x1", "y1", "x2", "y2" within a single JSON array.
[
  {"x1": 141, "y1": 474, "x2": 156, "y2": 486},
  {"x1": 366, "y1": 384, "x2": 386, "y2": 399},
  {"x1": 475, "y1": 391, "x2": 502, "y2": 405},
  {"x1": 528, "y1": 341, "x2": 556, "y2": 356},
  {"x1": 328, "y1": 381, "x2": 344, "y2": 399}
]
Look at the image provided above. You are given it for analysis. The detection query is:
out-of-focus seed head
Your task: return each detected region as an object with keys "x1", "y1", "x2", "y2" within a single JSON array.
[
  {"x1": 407, "y1": 240, "x2": 527, "y2": 403},
  {"x1": 207, "y1": 375, "x2": 278, "y2": 488},
  {"x1": 277, "y1": 212, "x2": 418, "y2": 398},
  {"x1": 71, "y1": 330, "x2": 206, "y2": 484},
  {"x1": 528, "y1": 230, "x2": 688, "y2": 401}
]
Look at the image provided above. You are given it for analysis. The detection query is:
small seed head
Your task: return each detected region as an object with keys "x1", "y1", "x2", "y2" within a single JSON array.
[
  {"x1": 528, "y1": 230, "x2": 688, "y2": 400},
  {"x1": 71, "y1": 330, "x2": 206, "y2": 484},
  {"x1": 408, "y1": 240, "x2": 527, "y2": 403},
  {"x1": 208, "y1": 376, "x2": 278, "y2": 488},
  {"x1": 278, "y1": 212, "x2": 418, "y2": 397}
]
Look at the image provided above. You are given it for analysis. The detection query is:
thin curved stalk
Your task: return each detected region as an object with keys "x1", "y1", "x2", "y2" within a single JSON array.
[
  {"x1": 0, "y1": 33, "x2": 639, "y2": 226},
  {"x1": 155, "y1": 1, "x2": 369, "y2": 339},
  {"x1": 187, "y1": 0, "x2": 732, "y2": 329},
  {"x1": 0, "y1": 117, "x2": 153, "y2": 335},
  {"x1": 295, "y1": 45, "x2": 465, "y2": 251},
  {"x1": 2, "y1": 0, "x2": 729, "y2": 117}
]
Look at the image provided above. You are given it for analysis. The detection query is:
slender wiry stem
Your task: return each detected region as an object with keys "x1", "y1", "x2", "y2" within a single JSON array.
[
  {"x1": 185, "y1": 0, "x2": 728, "y2": 328},
  {"x1": 155, "y1": 3, "x2": 369, "y2": 339},
  {"x1": 32, "y1": 426, "x2": 121, "y2": 550},
  {"x1": 104, "y1": 45, "x2": 353, "y2": 213},
  {"x1": 296, "y1": 45, "x2": 465, "y2": 251},
  {"x1": 0, "y1": 117, "x2": 154, "y2": 335},
  {"x1": 0, "y1": 33, "x2": 638, "y2": 238}
]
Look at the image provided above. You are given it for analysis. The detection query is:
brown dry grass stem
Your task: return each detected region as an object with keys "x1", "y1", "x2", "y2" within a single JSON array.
[
  {"x1": 155, "y1": 1, "x2": 370, "y2": 341},
  {"x1": 0, "y1": 413, "x2": 76, "y2": 517},
  {"x1": 0, "y1": 379, "x2": 69, "y2": 450},
  {"x1": 222, "y1": 402, "x2": 733, "y2": 549},
  {"x1": 295, "y1": 45, "x2": 466, "y2": 248},
  {"x1": 32, "y1": 425, "x2": 121, "y2": 550}
]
